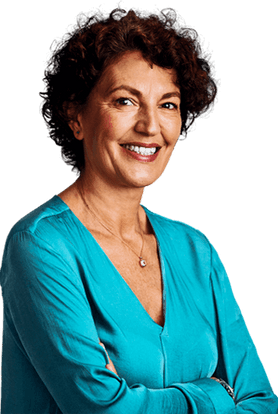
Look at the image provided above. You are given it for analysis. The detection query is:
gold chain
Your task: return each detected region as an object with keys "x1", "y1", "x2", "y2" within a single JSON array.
[{"x1": 78, "y1": 186, "x2": 147, "y2": 268}]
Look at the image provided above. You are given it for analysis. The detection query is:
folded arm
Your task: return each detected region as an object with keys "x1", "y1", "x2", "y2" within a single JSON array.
[
  {"x1": 1, "y1": 231, "x2": 277, "y2": 413},
  {"x1": 208, "y1": 243, "x2": 278, "y2": 412}
]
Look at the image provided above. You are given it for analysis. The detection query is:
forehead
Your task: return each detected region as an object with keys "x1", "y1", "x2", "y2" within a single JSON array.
[{"x1": 96, "y1": 51, "x2": 180, "y2": 97}]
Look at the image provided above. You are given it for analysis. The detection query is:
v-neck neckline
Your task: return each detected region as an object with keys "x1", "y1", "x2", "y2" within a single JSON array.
[{"x1": 54, "y1": 195, "x2": 167, "y2": 333}]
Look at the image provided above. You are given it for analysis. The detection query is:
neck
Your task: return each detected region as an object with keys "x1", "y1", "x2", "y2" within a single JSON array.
[{"x1": 76, "y1": 172, "x2": 146, "y2": 238}]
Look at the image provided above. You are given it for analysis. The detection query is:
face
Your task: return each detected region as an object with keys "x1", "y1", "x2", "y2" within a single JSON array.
[{"x1": 72, "y1": 51, "x2": 182, "y2": 189}]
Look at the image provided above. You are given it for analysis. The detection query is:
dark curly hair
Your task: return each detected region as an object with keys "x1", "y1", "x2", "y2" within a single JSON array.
[{"x1": 40, "y1": 8, "x2": 217, "y2": 173}]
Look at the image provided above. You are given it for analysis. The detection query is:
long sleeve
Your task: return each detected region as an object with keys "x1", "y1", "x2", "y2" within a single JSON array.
[
  {"x1": 146, "y1": 205, "x2": 278, "y2": 413},
  {"x1": 1, "y1": 231, "x2": 186, "y2": 413},
  {"x1": 206, "y1": 244, "x2": 278, "y2": 412},
  {"x1": 1, "y1": 196, "x2": 277, "y2": 413},
  {"x1": 0, "y1": 230, "x2": 236, "y2": 414}
]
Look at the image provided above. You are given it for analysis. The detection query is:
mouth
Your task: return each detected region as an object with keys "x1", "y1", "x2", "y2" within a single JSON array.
[{"x1": 121, "y1": 143, "x2": 160, "y2": 156}]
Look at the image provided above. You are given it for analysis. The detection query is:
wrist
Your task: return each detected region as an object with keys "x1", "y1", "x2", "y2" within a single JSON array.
[{"x1": 212, "y1": 378, "x2": 235, "y2": 401}]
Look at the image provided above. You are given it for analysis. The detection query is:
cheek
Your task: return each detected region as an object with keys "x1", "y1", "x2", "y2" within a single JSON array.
[
  {"x1": 101, "y1": 112, "x2": 125, "y2": 142},
  {"x1": 103, "y1": 112, "x2": 133, "y2": 143},
  {"x1": 175, "y1": 119, "x2": 182, "y2": 141},
  {"x1": 104, "y1": 114, "x2": 114, "y2": 131},
  {"x1": 90, "y1": 115, "x2": 116, "y2": 151},
  {"x1": 165, "y1": 118, "x2": 182, "y2": 145}
]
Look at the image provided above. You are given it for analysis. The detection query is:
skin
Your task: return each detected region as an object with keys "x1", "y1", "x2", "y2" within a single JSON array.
[
  {"x1": 61, "y1": 51, "x2": 182, "y2": 307},
  {"x1": 59, "y1": 51, "x2": 219, "y2": 382},
  {"x1": 73, "y1": 50, "x2": 182, "y2": 190}
]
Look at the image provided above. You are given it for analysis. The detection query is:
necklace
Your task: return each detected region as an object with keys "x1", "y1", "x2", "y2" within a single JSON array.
[{"x1": 78, "y1": 187, "x2": 147, "y2": 268}]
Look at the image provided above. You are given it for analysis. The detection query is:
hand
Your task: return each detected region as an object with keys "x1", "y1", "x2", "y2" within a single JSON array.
[{"x1": 99, "y1": 342, "x2": 118, "y2": 375}]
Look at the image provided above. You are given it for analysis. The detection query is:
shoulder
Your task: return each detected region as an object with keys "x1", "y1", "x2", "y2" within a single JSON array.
[
  {"x1": 0, "y1": 197, "x2": 78, "y2": 283},
  {"x1": 149, "y1": 209, "x2": 228, "y2": 286},
  {"x1": 143, "y1": 207, "x2": 227, "y2": 297},
  {"x1": 2, "y1": 196, "x2": 72, "y2": 263},
  {"x1": 144, "y1": 207, "x2": 213, "y2": 277},
  {"x1": 144, "y1": 207, "x2": 232, "y2": 294},
  {"x1": 144, "y1": 206, "x2": 210, "y2": 248}
]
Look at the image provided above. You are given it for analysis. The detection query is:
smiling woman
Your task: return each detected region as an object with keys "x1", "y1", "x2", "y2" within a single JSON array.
[
  {"x1": 40, "y1": 8, "x2": 216, "y2": 173},
  {"x1": 70, "y1": 51, "x2": 182, "y2": 189},
  {"x1": 0, "y1": 7, "x2": 277, "y2": 414}
]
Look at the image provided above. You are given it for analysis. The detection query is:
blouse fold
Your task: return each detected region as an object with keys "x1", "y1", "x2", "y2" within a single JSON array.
[{"x1": 0, "y1": 196, "x2": 277, "y2": 413}]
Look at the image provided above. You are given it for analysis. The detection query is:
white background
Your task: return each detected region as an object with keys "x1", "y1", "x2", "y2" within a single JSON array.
[{"x1": 1, "y1": 0, "x2": 277, "y2": 400}]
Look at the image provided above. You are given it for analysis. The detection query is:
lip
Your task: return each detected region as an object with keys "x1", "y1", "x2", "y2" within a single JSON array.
[
  {"x1": 121, "y1": 145, "x2": 160, "y2": 162},
  {"x1": 121, "y1": 142, "x2": 161, "y2": 148}
]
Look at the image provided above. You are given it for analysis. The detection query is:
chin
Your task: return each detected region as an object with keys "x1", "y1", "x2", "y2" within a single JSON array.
[{"x1": 127, "y1": 174, "x2": 160, "y2": 189}]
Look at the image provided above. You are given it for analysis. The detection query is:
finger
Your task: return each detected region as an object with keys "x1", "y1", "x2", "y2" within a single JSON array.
[
  {"x1": 105, "y1": 361, "x2": 118, "y2": 375},
  {"x1": 99, "y1": 342, "x2": 118, "y2": 375}
]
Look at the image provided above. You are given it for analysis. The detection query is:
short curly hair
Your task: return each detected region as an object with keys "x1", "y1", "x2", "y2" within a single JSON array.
[{"x1": 40, "y1": 8, "x2": 217, "y2": 172}]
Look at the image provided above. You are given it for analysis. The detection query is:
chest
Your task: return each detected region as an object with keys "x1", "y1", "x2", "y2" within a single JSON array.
[
  {"x1": 90, "y1": 252, "x2": 218, "y2": 388},
  {"x1": 114, "y1": 256, "x2": 164, "y2": 326},
  {"x1": 90, "y1": 231, "x2": 165, "y2": 326}
]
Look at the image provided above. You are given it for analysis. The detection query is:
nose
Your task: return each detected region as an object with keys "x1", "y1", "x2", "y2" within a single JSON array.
[{"x1": 134, "y1": 106, "x2": 160, "y2": 136}]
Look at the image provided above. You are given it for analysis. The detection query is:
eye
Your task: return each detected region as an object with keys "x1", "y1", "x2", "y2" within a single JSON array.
[
  {"x1": 116, "y1": 98, "x2": 134, "y2": 106},
  {"x1": 161, "y1": 102, "x2": 178, "y2": 110}
]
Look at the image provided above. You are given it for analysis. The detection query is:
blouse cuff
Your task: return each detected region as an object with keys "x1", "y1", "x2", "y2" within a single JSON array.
[{"x1": 172, "y1": 378, "x2": 235, "y2": 413}]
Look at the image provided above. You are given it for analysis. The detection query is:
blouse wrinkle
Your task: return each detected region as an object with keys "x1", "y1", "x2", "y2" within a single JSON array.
[{"x1": 0, "y1": 195, "x2": 277, "y2": 413}]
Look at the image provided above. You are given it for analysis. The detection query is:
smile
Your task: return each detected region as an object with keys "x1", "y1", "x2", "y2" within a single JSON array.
[{"x1": 121, "y1": 144, "x2": 158, "y2": 156}]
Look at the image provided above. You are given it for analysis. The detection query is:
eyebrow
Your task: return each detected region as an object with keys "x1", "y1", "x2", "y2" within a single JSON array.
[{"x1": 107, "y1": 85, "x2": 181, "y2": 100}]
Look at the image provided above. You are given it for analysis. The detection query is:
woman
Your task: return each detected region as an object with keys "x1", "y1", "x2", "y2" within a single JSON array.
[{"x1": 0, "y1": 8, "x2": 277, "y2": 413}]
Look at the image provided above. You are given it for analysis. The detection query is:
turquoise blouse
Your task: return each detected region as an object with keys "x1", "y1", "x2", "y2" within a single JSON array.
[{"x1": 0, "y1": 196, "x2": 277, "y2": 413}]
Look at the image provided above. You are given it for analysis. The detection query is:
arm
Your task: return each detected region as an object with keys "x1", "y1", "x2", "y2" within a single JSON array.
[
  {"x1": 209, "y1": 243, "x2": 278, "y2": 412},
  {"x1": 0, "y1": 230, "x2": 234, "y2": 414}
]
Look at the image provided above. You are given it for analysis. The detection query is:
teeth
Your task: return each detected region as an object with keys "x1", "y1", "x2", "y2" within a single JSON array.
[{"x1": 123, "y1": 144, "x2": 157, "y2": 156}]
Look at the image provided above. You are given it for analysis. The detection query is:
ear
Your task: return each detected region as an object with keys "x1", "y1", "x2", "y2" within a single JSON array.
[
  {"x1": 65, "y1": 101, "x2": 84, "y2": 141},
  {"x1": 69, "y1": 118, "x2": 84, "y2": 141}
]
